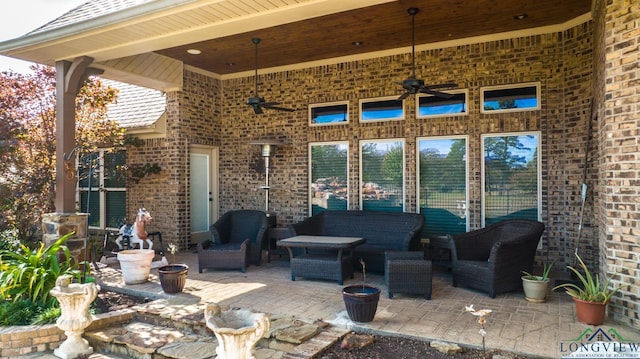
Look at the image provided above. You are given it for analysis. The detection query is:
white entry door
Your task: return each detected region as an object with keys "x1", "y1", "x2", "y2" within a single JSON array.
[{"x1": 190, "y1": 146, "x2": 219, "y2": 245}]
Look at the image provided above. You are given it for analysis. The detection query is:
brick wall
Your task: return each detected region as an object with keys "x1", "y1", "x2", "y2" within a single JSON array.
[
  {"x1": 593, "y1": 0, "x2": 640, "y2": 329},
  {"x1": 127, "y1": 13, "x2": 640, "y2": 328},
  {"x1": 126, "y1": 71, "x2": 220, "y2": 249},
  {"x1": 214, "y1": 26, "x2": 594, "y2": 271}
]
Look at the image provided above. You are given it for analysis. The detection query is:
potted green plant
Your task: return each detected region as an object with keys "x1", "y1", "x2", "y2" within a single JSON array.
[
  {"x1": 521, "y1": 261, "x2": 554, "y2": 302},
  {"x1": 553, "y1": 254, "x2": 620, "y2": 325},
  {"x1": 158, "y1": 242, "x2": 189, "y2": 294},
  {"x1": 342, "y1": 259, "x2": 380, "y2": 323}
]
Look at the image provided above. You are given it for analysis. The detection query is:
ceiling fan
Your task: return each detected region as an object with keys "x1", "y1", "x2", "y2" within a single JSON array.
[
  {"x1": 395, "y1": 7, "x2": 457, "y2": 101},
  {"x1": 247, "y1": 38, "x2": 294, "y2": 114}
]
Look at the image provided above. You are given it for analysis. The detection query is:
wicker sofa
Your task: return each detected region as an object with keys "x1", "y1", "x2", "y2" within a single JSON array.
[
  {"x1": 288, "y1": 210, "x2": 424, "y2": 273},
  {"x1": 447, "y1": 219, "x2": 546, "y2": 298}
]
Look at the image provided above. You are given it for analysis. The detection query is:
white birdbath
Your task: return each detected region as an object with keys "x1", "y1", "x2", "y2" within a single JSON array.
[
  {"x1": 204, "y1": 303, "x2": 270, "y2": 359},
  {"x1": 49, "y1": 274, "x2": 98, "y2": 359}
]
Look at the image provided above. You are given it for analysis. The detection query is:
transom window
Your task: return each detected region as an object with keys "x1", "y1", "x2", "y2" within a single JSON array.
[
  {"x1": 481, "y1": 82, "x2": 540, "y2": 114},
  {"x1": 417, "y1": 89, "x2": 468, "y2": 118},
  {"x1": 78, "y1": 149, "x2": 126, "y2": 229},
  {"x1": 309, "y1": 101, "x2": 349, "y2": 126},
  {"x1": 359, "y1": 96, "x2": 404, "y2": 122}
]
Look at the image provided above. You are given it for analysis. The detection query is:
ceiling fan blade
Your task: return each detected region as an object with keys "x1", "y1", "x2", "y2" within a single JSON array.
[
  {"x1": 423, "y1": 82, "x2": 457, "y2": 90},
  {"x1": 419, "y1": 88, "x2": 454, "y2": 98},
  {"x1": 397, "y1": 91, "x2": 411, "y2": 101},
  {"x1": 253, "y1": 105, "x2": 263, "y2": 114},
  {"x1": 263, "y1": 104, "x2": 295, "y2": 112}
]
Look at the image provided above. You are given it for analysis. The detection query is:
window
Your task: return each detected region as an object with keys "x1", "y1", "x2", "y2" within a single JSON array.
[
  {"x1": 309, "y1": 101, "x2": 349, "y2": 126},
  {"x1": 78, "y1": 149, "x2": 126, "y2": 229},
  {"x1": 359, "y1": 96, "x2": 404, "y2": 122},
  {"x1": 417, "y1": 136, "x2": 469, "y2": 237},
  {"x1": 481, "y1": 132, "x2": 541, "y2": 226},
  {"x1": 481, "y1": 82, "x2": 540, "y2": 113},
  {"x1": 309, "y1": 142, "x2": 349, "y2": 215},
  {"x1": 417, "y1": 89, "x2": 468, "y2": 118},
  {"x1": 360, "y1": 139, "x2": 405, "y2": 211}
]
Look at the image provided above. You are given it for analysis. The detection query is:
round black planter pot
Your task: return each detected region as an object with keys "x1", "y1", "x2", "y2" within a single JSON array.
[
  {"x1": 342, "y1": 285, "x2": 381, "y2": 323},
  {"x1": 158, "y1": 264, "x2": 189, "y2": 294}
]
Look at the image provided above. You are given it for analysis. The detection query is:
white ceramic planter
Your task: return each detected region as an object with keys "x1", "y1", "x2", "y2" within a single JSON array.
[
  {"x1": 117, "y1": 249, "x2": 155, "y2": 284},
  {"x1": 522, "y1": 276, "x2": 550, "y2": 303}
]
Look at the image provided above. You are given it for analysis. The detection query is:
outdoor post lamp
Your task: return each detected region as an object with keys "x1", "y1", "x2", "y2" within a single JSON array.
[{"x1": 250, "y1": 139, "x2": 283, "y2": 214}]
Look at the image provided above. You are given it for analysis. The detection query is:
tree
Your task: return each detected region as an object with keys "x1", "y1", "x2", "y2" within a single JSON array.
[
  {"x1": 0, "y1": 66, "x2": 123, "y2": 243},
  {"x1": 483, "y1": 136, "x2": 530, "y2": 193}
]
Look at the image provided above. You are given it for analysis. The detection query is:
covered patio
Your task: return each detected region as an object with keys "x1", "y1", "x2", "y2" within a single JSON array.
[
  {"x1": 0, "y1": 0, "x2": 638, "y2": 339},
  {"x1": 91, "y1": 252, "x2": 637, "y2": 358}
]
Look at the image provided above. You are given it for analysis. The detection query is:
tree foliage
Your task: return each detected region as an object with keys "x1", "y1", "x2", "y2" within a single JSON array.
[{"x1": 0, "y1": 66, "x2": 124, "y2": 242}]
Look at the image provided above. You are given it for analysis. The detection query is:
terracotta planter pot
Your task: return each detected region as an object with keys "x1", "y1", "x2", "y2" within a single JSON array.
[
  {"x1": 342, "y1": 285, "x2": 380, "y2": 323},
  {"x1": 158, "y1": 264, "x2": 189, "y2": 294},
  {"x1": 522, "y1": 276, "x2": 550, "y2": 303},
  {"x1": 573, "y1": 297, "x2": 608, "y2": 325}
]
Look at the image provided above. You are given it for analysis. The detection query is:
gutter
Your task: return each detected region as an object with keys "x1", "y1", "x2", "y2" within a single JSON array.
[{"x1": 0, "y1": 0, "x2": 198, "y2": 54}]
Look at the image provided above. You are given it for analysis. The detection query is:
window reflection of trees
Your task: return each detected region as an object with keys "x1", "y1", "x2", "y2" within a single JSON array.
[
  {"x1": 418, "y1": 138, "x2": 468, "y2": 236},
  {"x1": 361, "y1": 141, "x2": 404, "y2": 211},
  {"x1": 310, "y1": 143, "x2": 348, "y2": 214},
  {"x1": 483, "y1": 134, "x2": 539, "y2": 224}
]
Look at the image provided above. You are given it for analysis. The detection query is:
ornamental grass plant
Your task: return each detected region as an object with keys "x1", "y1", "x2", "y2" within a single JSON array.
[
  {"x1": 522, "y1": 261, "x2": 554, "y2": 281},
  {"x1": 553, "y1": 254, "x2": 620, "y2": 303},
  {"x1": 0, "y1": 232, "x2": 80, "y2": 324}
]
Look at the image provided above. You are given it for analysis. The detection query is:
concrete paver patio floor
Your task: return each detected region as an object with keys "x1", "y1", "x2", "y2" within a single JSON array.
[{"x1": 96, "y1": 252, "x2": 639, "y2": 358}]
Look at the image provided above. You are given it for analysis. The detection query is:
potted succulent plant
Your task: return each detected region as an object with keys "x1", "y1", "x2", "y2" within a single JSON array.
[
  {"x1": 521, "y1": 261, "x2": 554, "y2": 302},
  {"x1": 342, "y1": 259, "x2": 381, "y2": 323},
  {"x1": 553, "y1": 254, "x2": 620, "y2": 325},
  {"x1": 158, "y1": 242, "x2": 189, "y2": 294}
]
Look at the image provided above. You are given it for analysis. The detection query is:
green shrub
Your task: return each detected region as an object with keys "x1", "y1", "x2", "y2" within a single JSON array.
[
  {"x1": 31, "y1": 306, "x2": 61, "y2": 325},
  {"x1": 0, "y1": 232, "x2": 80, "y2": 308},
  {"x1": 0, "y1": 299, "x2": 42, "y2": 325}
]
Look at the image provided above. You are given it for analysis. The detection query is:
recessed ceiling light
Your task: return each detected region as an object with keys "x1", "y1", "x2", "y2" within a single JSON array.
[
  {"x1": 187, "y1": 49, "x2": 202, "y2": 55},
  {"x1": 514, "y1": 14, "x2": 528, "y2": 20},
  {"x1": 226, "y1": 62, "x2": 235, "y2": 67},
  {"x1": 352, "y1": 41, "x2": 363, "y2": 46}
]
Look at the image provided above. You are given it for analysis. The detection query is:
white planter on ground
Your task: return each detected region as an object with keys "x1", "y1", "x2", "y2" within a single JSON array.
[
  {"x1": 117, "y1": 249, "x2": 155, "y2": 284},
  {"x1": 522, "y1": 276, "x2": 550, "y2": 302}
]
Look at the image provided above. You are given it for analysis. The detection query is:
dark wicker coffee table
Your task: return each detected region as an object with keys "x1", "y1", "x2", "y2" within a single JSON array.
[{"x1": 277, "y1": 235, "x2": 365, "y2": 285}]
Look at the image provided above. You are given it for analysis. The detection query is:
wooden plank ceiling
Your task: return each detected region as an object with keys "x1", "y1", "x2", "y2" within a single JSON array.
[{"x1": 156, "y1": 0, "x2": 591, "y2": 75}]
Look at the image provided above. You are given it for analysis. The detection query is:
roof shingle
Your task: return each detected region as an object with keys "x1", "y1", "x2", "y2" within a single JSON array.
[
  {"x1": 29, "y1": 0, "x2": 155, "y2": 35},
  {"x1": 105, "y1": 80, "x2": 165, "y2": 129}
]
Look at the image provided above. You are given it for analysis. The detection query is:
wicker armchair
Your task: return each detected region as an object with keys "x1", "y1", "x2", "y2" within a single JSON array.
[
  {"x1": 447, "y1": 219, "x2": 545, "y2": 298},
  {"x1": 197, "y1": 210, "x2": 269, "y2": 273}
]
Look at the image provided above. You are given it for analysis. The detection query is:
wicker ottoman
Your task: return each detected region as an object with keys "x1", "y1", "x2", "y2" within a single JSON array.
[{"x1": 385, "y1": 251, "x2": 432, "y2": 300}]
